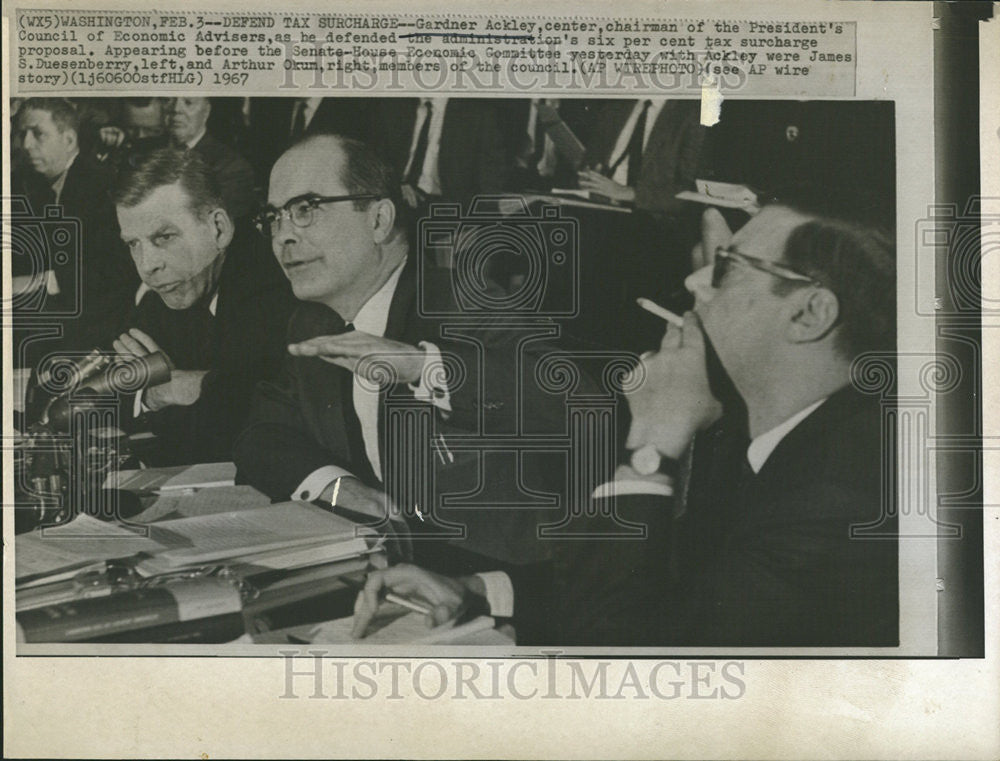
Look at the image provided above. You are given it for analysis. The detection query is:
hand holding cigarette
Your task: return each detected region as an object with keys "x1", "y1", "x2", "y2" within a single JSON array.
[{"x1": 624, "y1": 310, "x2": 723, "y2": 461}]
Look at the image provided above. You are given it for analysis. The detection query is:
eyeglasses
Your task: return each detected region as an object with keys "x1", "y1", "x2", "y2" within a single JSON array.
[
  {"x1": 254, "y1": 193, "x2": 381, "y2": 237},
  {"x1": 712, "y1": 246, "x2": 825, "y2": 290}
]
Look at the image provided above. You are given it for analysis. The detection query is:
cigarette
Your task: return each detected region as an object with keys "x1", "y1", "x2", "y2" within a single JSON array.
[{"x1": 636, "y1": 298, "x2": 684, "y2": 327}]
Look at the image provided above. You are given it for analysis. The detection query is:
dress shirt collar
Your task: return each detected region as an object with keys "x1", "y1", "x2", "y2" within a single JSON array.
[
  {"x1": 50, "y1": 151, "x2": 78, "y2": 204},
  {"x1": 351, "y1": 258, "x2": 407, "y2": 337},
  {"x1": 184, "y1": 127, "x2": 208, "y2": 150},
  {"x1": 746, "y1": 397, "x2": 827, "y2": 473},
  {"x1": 301, "y1": 97, "x2": 323, "y2": 129}
]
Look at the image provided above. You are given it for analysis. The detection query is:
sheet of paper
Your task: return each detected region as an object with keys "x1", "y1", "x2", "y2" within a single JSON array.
[
  {"x1": 301, "y1": 612, "x2": 496, "y2": 645},
  {"x1": 537, "y1": 191, "x2": 633, "y2": 213},
  {"x1": 15, "y1": 515, "x2": 166, "y2": 580},
  {"x1": 144, "y1": 502, "x2": 375, "y2": 567},
  {"x1": 160, "y1": 462, "x2": 237, "y2": 490},
  {"x1": 103, "y1": 462, "x2": 237, "y2": 492},
  {"x1": 130, "y1": 485, "x2": 273, "y2": 523}
]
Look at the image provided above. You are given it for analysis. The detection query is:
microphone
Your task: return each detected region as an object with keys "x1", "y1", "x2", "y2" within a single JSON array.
[{"x1": 43, "y1": 352, "x2": 172, "y2": 431}]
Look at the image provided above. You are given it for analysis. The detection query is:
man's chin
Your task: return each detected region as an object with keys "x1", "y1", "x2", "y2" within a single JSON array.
[
  {"x1": 290, "y1": 282, "x2": 323, "y2": 302},
  {"x1": 158, "y1": 289, "x2": 198, "y2": 310}
]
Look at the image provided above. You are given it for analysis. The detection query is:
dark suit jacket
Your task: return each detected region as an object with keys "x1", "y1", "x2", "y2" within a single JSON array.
[
  {"x1": 529, "y1": 386, "x2": 898, "y2": 647},
  {"x1": 190, "y1": 132, "x2": 258, "y2": 223},
  {"x1": 586, "y1": 99, "x2": 706, "y2": 215},
  {"x1": 247, "y1": 98, "x2": 376, "y2": 182},
  {"x1": 707, "y1": 100, "x2": 895, "y2": 230},
  {"x1": 497, "y1": 99, "x2": 606, "y2": 191},
  {"x1": 234, "y1": 257, "x2": 585, "y2": 568},
  {"x1": 12, "y1": 156, "x2": 139, "y2": 356},
  {"x1": 372, "y1": 99, "x2": 510, "y2": 202},
  {"x1": 122, "y1": 229, "x2": 294, "y2": 466}
]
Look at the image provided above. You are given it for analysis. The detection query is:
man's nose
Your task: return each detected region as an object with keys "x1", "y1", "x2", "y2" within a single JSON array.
[
  {"x1": 685, "y1": 264, "x2": 714, "y2": 302},
  {"x1": 272, "y1": 213, "x2": 300, "y2": 246},
  {"x1": 135, "y1": 246, "x2": 166, "y2": 276}
]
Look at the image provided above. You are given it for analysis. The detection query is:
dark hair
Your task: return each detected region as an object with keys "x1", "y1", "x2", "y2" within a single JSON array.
[
  {"x1": 113, "y1": 147, "x2": 224, "y2": 219},
  {"x1": 19, "y1": 97, "x2": 80, "y2": 135},
  {"x1": 773, "y1": 214, "x2": 896, "y2": 358},
  {"x1": 291, "y1": 133, "x2": 403, "y2": 213}
]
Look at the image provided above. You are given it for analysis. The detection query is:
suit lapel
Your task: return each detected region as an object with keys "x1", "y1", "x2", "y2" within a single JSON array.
[
  {"x1": 377, "y1": 257, "x2": 421, "y2": 480},
  {"x1": 384, "y1": 256, "x2": 418, "y2": 342}
]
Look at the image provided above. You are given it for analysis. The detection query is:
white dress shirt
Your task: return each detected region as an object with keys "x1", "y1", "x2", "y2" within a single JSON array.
[
  {"x1": 184, "y1": 127, "x2": 208, "y2": 150},
  {"x1": 746, "y1": 397, "x2": 827, "y2": 473},
  {"x1": 402, "y1": 97, "x2": 449, "y2": 196},
  {"x1": 292, "y1": 259, "x2": 452, "y2": 502},
  {"x1": 608, "y1": 98, "x2": 666, "y2": 186},
  {"x1": 290, "y1": 97, "x2": 325, "y2": 134}
]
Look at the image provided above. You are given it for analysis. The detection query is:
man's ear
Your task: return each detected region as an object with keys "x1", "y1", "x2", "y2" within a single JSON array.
[
  {"x1": 207, "y1": 207, "x2": 235, "y2": 250},
  {"x1": 787, "y1": 287, "x2": 840, "y2": 343},
  {"x1": 370, "y1": 197, "x2": 397, "y2": 244},
  {"x1": 63, "y1": 128, "x2": 79, "y2": 154}
]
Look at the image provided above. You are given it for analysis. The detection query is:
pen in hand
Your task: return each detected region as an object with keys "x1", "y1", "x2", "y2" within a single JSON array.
[{"x1": 384, "y1": 592, "x2": 432, "y2": 617}]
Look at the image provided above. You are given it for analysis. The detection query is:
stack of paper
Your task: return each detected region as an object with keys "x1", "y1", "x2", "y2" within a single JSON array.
[
  {"x1": 16, "y1": 499, "x2": 386, "y2": 644},
  {"x1": 136, "y1": 502, "x2": 380, "y2": 576}
]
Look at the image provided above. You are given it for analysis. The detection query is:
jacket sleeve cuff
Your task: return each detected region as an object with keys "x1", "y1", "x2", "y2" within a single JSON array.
[
  {"x1": 408, "y1": 341, "x2": 452, "y2": 415},
  {"x1": 133, "y1": 389, "x2": 149, "y2": 417}
]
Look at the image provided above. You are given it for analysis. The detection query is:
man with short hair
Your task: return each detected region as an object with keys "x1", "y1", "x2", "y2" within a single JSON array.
[
  {"x1": 12, "y1": 98, "x2": 137, "y2": 359},
  {"x1": 165, "y1": 97, "x2": 256, "y2": 222},
  {"x1": 234, "y1": 134, "x2": 577, "y2": 602},
  {"x1": 354, "y1": 197, "x2": 899, "y2": 647},
  {"x1": 111, "y1": 148, "x2": 293, "y2": 465}
]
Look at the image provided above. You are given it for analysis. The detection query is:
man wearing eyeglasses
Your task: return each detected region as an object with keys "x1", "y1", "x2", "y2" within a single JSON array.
[
  {"x1": 353, "y1": 194, "x2": 898, "y2": 647},
  {"x1": 233, "y1": 134, "x2": 574, "y2": 599},
  {"x1": 110, "y1": 148, "x2": 294, "y2": 465}
]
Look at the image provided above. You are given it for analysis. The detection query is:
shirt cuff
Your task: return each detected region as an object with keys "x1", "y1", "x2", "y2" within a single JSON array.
[
  {"x1": 133, "y1": 389, "x2": 149, "y2": 417},
  {"x1": 591, "y1": 480, "x2": 674, "y2": 500},
  {"x1": 293, "y1": 465, "x2": 353, "y2": 502},
  {"x1": 44, "y1": 269, "x2": 61, "y2": 295},
  {"x1": 409, "y1": 341, "x2": 452, "y2": 415},
  {"x1": 474, "y1": 571, "x2": 515, "y2": 618}
]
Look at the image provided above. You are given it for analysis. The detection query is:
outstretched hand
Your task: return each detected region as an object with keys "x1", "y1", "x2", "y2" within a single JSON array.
[{"x1": 288, "y1": 331, "x2": 427, "y2": 385}]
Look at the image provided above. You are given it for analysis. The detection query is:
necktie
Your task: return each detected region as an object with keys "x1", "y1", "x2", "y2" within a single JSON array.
[
  {"x1": 334, "y1": 323, "x2": 377, "y2": 484},
  {"x1": 404, "y1": 101, "x2": 432, "y2": 187},
  {"x1": 290, "y1": 100, "x2": 307, "y2": 140},
  {"x1": 626, "y1": 100, "x2": 651, "y2": 185}
]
